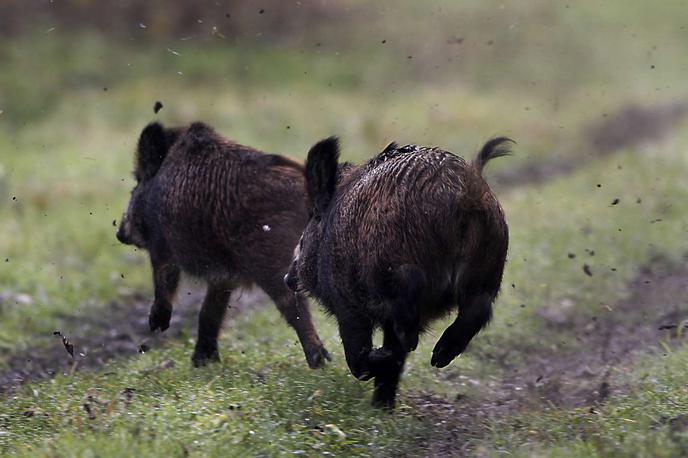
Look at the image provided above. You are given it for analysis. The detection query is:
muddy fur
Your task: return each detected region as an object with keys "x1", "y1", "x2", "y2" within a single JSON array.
[
  {"x1": 285, "y1": 137, "x2": 511, "y2": 408},
  {"x1": 117, "y1": 121, "x2": 330, "y2": 368}
]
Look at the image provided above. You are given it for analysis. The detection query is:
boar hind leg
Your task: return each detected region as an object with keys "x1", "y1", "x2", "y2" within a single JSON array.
[
  {"x1": 379, "y1": 264, "x2": 425, "y2": 353},
  {"x1": 369, "y1": 322, "x2": 408, "y2": 409},
  {"x1": 192, "y1": 282, "x2": 233, "y2": 367},
  {"x1": 149, "y1": 254, "x2": 181, "y2": 332},
  {"x1": 431, "y1": 292, "x2": 494, "y2": 368},
  {"x1": 260, "y1": 278, "x2": 331, "y2": 369}
]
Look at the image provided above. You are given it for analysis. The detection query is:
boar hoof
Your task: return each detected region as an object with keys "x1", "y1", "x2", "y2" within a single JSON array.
[
  {"x1": 430, "y1": 344, "x2": 457, "y2": 368},
  {"x1": 371, "y1": 390, "x2": 396, "y2": 410},
  {"x1": 149, "y1": 305, "x2": 171, "y2": 332},
  {"x1": 306, "y1": 346, "x2": 332, "y2": 369},
  {"x1": 355, "y1": 371, "x2": 373, "y2": 381},
  {"x1": 191, "y1": 349, "x2": 220, "y2": 368},
  {"x1": 351, "y1": 361, "x2": 374, "y2": 381}
]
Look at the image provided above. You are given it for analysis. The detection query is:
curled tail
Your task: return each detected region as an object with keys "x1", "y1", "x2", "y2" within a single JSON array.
[{"x1": 472, "y1": 137, "x2": 515, "y2": 175}]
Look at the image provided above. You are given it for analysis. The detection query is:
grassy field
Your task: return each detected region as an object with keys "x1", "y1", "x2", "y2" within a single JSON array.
[{"x1": 2, "y1": 1, "x2": 688, "y2": 456}]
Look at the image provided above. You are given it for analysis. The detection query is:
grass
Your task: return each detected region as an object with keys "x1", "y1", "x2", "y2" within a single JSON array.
[
  {"x1": 485, "y1": 345, "x2": 688, "y2": 458},
  {"x1": 2, "y1": 0, "x2": 688, "y2": 455},
  {"x1": 1, "y1": 309, "x2": 431, "y2": 457}
]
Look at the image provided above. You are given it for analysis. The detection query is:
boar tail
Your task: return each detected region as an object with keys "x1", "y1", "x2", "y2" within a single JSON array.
[{"x1": 472, "y1": 137, "x2": 514, "y2": 175}]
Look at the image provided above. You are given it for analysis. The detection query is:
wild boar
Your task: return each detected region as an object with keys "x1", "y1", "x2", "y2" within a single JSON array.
[
  {"x1": 285, "y1": 137, "x2": 511, "y2": 407},
  {"x1": 117, "y1": 121, "x2": 330, "y2": 368}
]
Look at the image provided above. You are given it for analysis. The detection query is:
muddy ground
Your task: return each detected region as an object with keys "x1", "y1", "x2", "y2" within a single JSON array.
[
  {"x1": 412, "y1": 255, "x2": 688, "y2": 456},
  {"x1": 0, "y1": 285, "x2": 268, "y2": 394}
]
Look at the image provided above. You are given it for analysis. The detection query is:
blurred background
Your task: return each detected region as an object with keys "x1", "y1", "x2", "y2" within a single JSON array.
[
  {"x1": 2, "y1": 1, "x2": 688, "y2": 455},
  {"x1": 3, "y1": 0, "x2": 686, "y2": 308}
]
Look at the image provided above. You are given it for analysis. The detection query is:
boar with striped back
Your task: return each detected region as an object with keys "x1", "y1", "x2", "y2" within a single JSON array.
[
  {"x1": 117, "y1": 122, "x2": 330, "y2": 368},
  {"x1": 285, "y1": 137, "x2": 512, "y2": 408}
]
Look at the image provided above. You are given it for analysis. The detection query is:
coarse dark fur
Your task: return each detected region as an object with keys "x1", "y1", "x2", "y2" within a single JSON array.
[
  {"x1": 285, "y1": 136, "x2": 512, "y2": 408},
  {"x1": 117, "y1": 121, "x2": 330, "y2": 368}
]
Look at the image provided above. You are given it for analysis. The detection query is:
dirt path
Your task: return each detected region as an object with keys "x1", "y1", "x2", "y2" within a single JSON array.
[
  {"x1": 411, "y1": 256, "x2": 688, "y2": 456},
  {"x1": 0, "y1": 285, "x2": 268, "y2": 394},
  {"x1": 494, "y1": 100, "x2": 688, "y2": 188}
]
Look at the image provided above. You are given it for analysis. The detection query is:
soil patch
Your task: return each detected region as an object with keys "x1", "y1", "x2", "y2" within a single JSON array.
[
  {"x1": 411, "y1": 256, "x2": 688, "y2": 456},
  {"x1": 510, "y1": 256, "x2": 688, "y2": 408},
  {"x1": 494, "y1": 101, "x2": 688, "y2": 188},
  {"x1": 0, "y1": 285, "x2": 268, "y2": 394}
]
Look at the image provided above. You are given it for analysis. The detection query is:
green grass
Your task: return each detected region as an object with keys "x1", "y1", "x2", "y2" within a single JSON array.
[
  {"x1": 2, "y1": 0, "x2": 688, "y2": 455},
  {"x1": 1, "y1": 309, "x2": 432, "y2": 457}
]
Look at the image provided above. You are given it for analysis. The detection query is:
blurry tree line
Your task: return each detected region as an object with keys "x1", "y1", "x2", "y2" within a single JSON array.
[{"x1": 0, "y1": 0, "x2": 345, "y2": 43}]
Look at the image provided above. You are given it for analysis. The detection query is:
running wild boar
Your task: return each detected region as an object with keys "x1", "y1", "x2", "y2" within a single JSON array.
[
  {"x1": 285, "y1": 137, "x2": 512, "y2": 408},
  {"x1": 117, "y1": 121, "x2": 330, "y2": 368}
]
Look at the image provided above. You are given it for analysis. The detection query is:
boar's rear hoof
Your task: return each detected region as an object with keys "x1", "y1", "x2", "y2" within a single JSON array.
[
  {"x1": 191, "y1": 349, "x2": 220, "y2": 368},
  {"x1": 371, "y1": 391, "x2": 396, "y2": 411},
  {"x1": 149, "y1": 305, "x2": 172, "y2": 332},
  {"x1": 430, "y1": 345, "x2": 459, "y2": 368},
  {"x1": 351, "y1": 363, "x2": 374, "y2": 381},
  {"x1": 370, "y1": 396, "x2": 396, "y2": 413},
  {"x1": 306, "y1": 346, "x2": 332, "y2": 369}
]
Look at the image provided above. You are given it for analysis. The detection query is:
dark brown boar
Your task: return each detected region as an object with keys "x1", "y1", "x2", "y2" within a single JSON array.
[
  {"x1": 116, "y1": 121, "x2": 330, "y2": 368},
  {"x1": 284, "y1": 137, "x2": 512, "y2": 408}
]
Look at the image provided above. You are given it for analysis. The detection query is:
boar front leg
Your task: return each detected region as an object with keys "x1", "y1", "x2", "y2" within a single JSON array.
[
  {"x1": 260, "y1": 277, "x2": 331, "y2": 369},
  {"x1": 148, "y1": 253, "x2": 180, "y2": 332},
  {"x1": 192, "y1": 282, "x2": 233, "y2": 367}
]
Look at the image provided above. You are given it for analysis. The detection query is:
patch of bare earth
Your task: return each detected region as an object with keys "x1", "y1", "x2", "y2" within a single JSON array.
[
  {"x1": 494, "y1": 100, "x2": 688, "y2": 188},
  {"x1": 409, "y1": 256, "x2": 688, "y2": 456},
  {"x1": 0, "y1": 285, "x2": 268, "y2": 394}
]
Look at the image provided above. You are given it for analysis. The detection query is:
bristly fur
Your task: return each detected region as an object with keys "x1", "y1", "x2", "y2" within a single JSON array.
[
  {"x1": 178, "y1": 122, "x2": 217, "y2": 154},
  {"x1": 286, "y1": 136, "x2": 512, "y2": 409},
  {"x1": 473, "y1": 137, "x2": 515, "y2": 175},
  {"x1": 117, "y1": 121, "x2": 330, "y2": 370}
]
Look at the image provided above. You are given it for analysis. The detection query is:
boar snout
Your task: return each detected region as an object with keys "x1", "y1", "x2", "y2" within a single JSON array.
[{"x1": 116, "y1": 219, "x2": 132, "y2": 245}]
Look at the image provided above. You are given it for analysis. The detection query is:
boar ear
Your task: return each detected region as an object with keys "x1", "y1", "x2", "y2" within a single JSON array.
[
  {"x1": 305, "y1": 136, "x2": 340, "y2": 214},
  {"x1": 136, "y1": 122, "x2": 169, "y2": 180}
]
